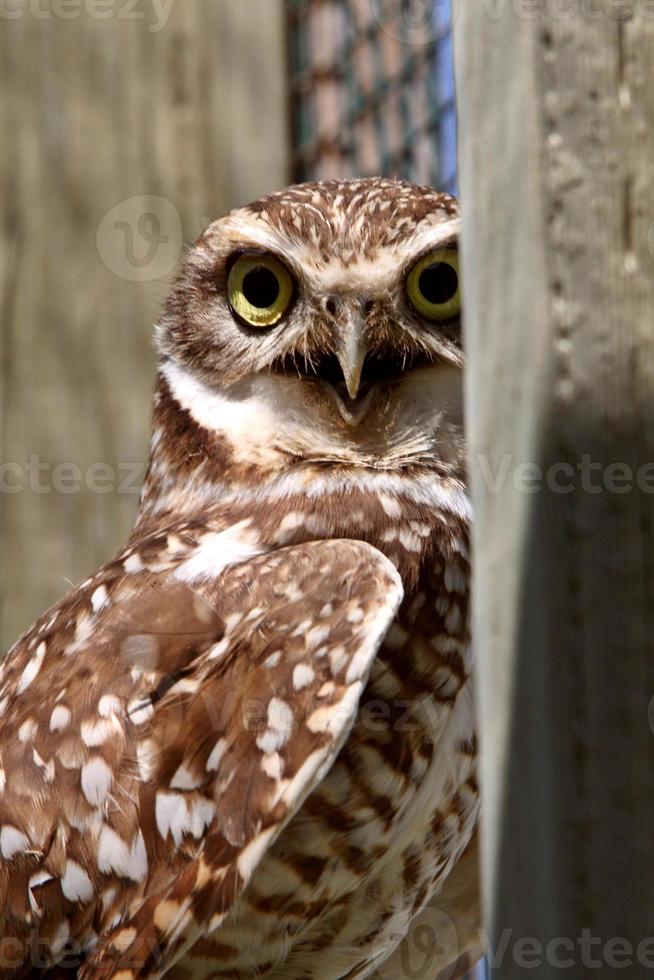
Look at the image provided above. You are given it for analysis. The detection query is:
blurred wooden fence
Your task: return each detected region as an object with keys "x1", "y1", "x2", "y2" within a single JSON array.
[{"x1": 0, "y1": 0, "x2": 289, "y2": 650}]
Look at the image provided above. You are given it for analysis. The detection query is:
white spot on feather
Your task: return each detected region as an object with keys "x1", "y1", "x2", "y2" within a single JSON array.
[
  {"x1": 306, "y1": 681, "x2": 363, "y2": 735},
  {"x1": 81, "y1": 757, "x2": 113, "y2": 806},
  {"x1": 62, "y1": 859, "x2": 94, "y2": 903},
  {"x1": 18, "y1": 719, "x2": 37, "y2": 743},
  {"x1": 0, "y1": 825, "x2": 29, "y2": 858},
  {"x1": 237, "y1": 826, "x2": 277, "y2": 884},
  {"x1": 128, "y1": 699, "x2": 154, "y2": 726},
  {"x1": 206, "y1": 738, "x2": 227, "y2": 772},
  {"x1": 170, "y1": 764, "x2": 201, "y2": 791},
  {"x1": 278, "y1": 511, "x2": 304, "y2": 532},
  {"x1": 256, "y1": 698, "x2": 294, "y2": 753},
  {"x1": 379, "y1": 494, "x2": 402, "y2": 517},
  {"x1": 399, "y1": 530, "x2": 422, "y2": 552},
  {"x1": 189, "y1": 798, "x2": 215, "y2": 837},
  {"x1": 101, "y1": 887, "x2": 117, "y2": 912},
  {"x1": 155, "y1": 792, "x2": 214, "y2": 844},
  {"x1": 329, "y1": 647, "x2": 348, "y2": 675},
  {"x1": 91, "y1": 585, "x2": 109, "y2": 613},
  {"x1": 136, "y1": 739, "x2": 157, "y2": 780},
  {"x1": 97, "y1": 826, "x2": 147, "y2": 882},
  {"x1": 17, "y1": 642, "x2": 46, "y2": 694},
  {"x1": 207, "y1": 638, "x2": 230, "y2": 661},
  {"x1": 293, "y1": 663, "x2": 315, "y2": 690},
  {"x1": 130, "y1": 830, "x2": 148, "y2": 882},
  {"x1": 123, "y1": 553, "x2": 144, "y2": 573},
  {"x1": 113, "y1": 928, "x2": 137, "y2": 953},
  {"x1": 155, "y1": 793, "x2": 187, "y2": 844},
  {"x1": 305, "y1": 625, "x2": 329, "y2": 650},
  {"x1": 67, "y1": 613, "x2": 94, "y2": 653},
  {"x1": 172, "y1": 521, "x2": 262, "y2": 583},
  {"x1": 98, "y1": 695, "x2": 121, "y2": 718},
  {"x1": 81, "y1": 718, "x2": 117, "y2": 747},
  {"x1": 261, "y1": 752, "x2": 284, "y2": 781}
]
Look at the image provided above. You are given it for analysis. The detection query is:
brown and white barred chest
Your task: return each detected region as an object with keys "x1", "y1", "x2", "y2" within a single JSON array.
[{"x1": 137, "y1": 487, "x2": 477, "y2": 979}]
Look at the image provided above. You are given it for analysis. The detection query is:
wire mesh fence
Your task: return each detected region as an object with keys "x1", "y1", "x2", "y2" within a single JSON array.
[{"x1": 288, "y1": 0, "x2": 457, "y2": 192}]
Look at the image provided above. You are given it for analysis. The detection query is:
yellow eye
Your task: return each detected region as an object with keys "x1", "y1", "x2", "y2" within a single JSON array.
[
  {"x1": 406, "y1": 248, "x2": 460, "y2": 321},
  {"x1": 227, "y1": 254, "x2": 294, "y2": 328}
]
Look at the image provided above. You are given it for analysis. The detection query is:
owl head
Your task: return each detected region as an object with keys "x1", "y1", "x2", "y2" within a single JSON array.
[{"x1": 155, "y1": 178, "x2": 463, "y2": 479}]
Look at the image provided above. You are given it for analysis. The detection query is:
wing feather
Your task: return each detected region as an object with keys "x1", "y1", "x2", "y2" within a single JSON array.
[{"x1": 0, "y1": 529, "x2": 402, "y2": 979}]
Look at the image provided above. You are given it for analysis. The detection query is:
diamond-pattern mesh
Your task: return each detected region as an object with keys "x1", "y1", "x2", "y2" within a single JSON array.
[{"x1": 288, "y1": 0, "x2": 456, "y2": 192}]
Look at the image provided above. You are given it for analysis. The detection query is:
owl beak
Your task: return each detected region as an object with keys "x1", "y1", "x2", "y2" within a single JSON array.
[{"x1": 335, "y1": 315, "x2": 368, "y2": 400}]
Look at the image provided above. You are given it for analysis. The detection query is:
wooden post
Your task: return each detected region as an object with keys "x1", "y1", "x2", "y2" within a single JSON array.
[
  {"x1": 454, "y1": 3, "x2": 654, "y2": 976},
  {"x1": 0, "y1": 1, "x2": 289, "y2": 650}
]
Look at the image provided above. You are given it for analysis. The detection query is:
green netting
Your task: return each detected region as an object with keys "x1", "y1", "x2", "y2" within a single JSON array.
[{"x1": 288, "y1": 0, "x2": 456, "y2": 190}]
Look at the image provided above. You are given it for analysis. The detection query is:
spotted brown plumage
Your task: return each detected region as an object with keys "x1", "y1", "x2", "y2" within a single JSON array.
[{"x1": 0, "y1": 179, "x2": 480, "y2": 978}]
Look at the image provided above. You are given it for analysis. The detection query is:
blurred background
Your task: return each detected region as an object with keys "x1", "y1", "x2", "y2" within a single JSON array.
[{"x1": 0, "y1": 0, "x2": 457, "y2": 651}]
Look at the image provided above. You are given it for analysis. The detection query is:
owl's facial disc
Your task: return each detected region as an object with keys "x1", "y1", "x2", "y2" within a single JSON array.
[
  {"x1": 265, "y1": 244, "x2": 462, "y2": 424},
  {"x1": 157, "y1": 179, "x2": 464, "y2": 472}
]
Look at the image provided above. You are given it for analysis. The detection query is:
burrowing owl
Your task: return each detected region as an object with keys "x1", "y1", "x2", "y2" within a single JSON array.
[{"x1": 0, "y1": 179, "x2": 480, "y2": 979}]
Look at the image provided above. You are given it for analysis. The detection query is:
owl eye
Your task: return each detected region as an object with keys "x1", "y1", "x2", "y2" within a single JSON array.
[
  {"x1": 227, "y1": 254, "x2": 294, "y2": 328},
  {"x1": 406, "y1": 248, "x2": 460, "y2": 322}
]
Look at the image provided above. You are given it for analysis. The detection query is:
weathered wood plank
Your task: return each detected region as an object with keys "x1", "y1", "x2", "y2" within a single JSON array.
[{"x1": 455, "y1": 4, "x2": 654, "y2": 975}]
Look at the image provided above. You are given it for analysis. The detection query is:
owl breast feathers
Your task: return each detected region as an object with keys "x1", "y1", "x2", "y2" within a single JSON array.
[{"x1": 0, "y1": 179, "x2": 481, "y2": 980}]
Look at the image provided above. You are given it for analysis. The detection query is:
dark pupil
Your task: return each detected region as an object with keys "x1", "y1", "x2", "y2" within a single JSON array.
[
  {"x1": 418, "y1": 262, "x2": 458, "y2": 306},
  {"x1": 242, "y1": 266, "x2": 280, "y2": 308}
]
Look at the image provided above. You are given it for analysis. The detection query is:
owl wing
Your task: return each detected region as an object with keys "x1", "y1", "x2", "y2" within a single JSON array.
[{"x1": 0, "y1": 529, "x2": 402, "y2": 979}]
